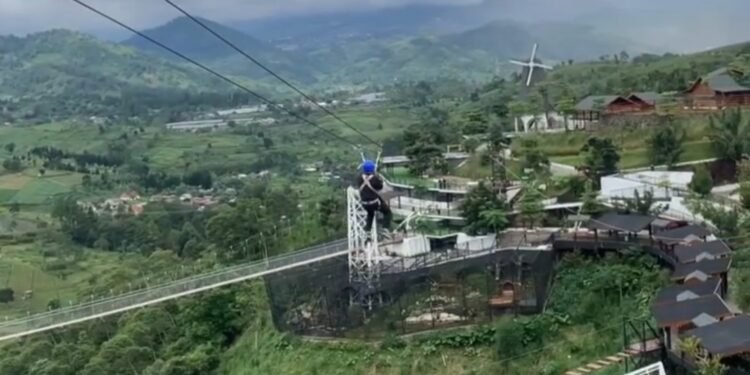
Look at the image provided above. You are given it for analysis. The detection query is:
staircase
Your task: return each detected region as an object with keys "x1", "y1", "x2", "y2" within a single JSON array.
[{"x1": 564, "y1": 339, "x2": 661, "y2": 375}]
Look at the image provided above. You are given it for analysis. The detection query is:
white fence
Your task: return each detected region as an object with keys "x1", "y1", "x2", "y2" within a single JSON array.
[{"x1": 624, "y1": 362, "x2": 666, "y2": 375}]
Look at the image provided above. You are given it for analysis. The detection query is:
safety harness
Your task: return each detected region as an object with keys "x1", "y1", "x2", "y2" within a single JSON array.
[{"x1": 359, "y1": 174, "x2": 381, "y2": 206}]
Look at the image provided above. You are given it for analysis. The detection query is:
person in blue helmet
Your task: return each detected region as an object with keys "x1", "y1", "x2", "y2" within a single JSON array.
[{"x1": 356, "y1": 159, "x2": 391, "y2": 234}]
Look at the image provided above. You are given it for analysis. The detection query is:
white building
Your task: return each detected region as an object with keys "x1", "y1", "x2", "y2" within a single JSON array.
[
  {"x1": 216, "y1": 105, "x2": 267, "y2": 117},
  {"x1": 166, "y1": 120, "x2": 227, "y2": 131},
  {"x1": 513, "y1": 112, "x2": 586, "y2": 133},
  {"x1": 600, "y1": 171, "x2": 694, "y2": 201}
]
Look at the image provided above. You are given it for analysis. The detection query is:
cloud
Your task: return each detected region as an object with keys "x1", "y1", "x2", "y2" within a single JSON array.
[{"x1": 0, "y1": 0, "x2": 480, "y2": 36}]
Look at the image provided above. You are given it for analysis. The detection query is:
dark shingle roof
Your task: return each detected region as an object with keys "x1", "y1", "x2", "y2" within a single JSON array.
[
  {"x1": 672, "y1": 258, "x2": 732, "y2": 280},
  {"x1": 704, "y1": 68, "x2": 750, "y2": 93},
  {"x1": 652, "y1": 294, "x2": 732, "y2": 327},
  {"x1": 587, "y1": 212, "x2": 656, "y2": 233},
  {"x1": 628, "y1": 92, "x2": 661, "y2": 104},
  {"x1": 683, "y1": 315, "x2": 750, "y2": 357},
  {"x1": 675, "y1": 241, "x2": 731, "y2": 263},
  {"x1": 655, "y1": 278, "x2": 722, "y2": 305},
  {"x1": 575, "y1": 95, "x2": 627, "y2": 111},
  {"x1": 654, "y1": 225, "x2": 713, "y2": 242}
]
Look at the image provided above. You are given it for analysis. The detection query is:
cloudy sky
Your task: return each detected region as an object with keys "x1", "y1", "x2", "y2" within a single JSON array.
[
  {"x1": 1, "y1": 0, "x2": 749, "y2": 52},
  {"x1": 0, "y1": 0, "x2": 481, "y2": 36}
]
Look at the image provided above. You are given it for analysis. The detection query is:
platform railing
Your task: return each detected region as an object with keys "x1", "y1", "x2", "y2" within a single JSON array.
[{"x1": 0, "y1": 238, "x2": 348, "y2": 341}]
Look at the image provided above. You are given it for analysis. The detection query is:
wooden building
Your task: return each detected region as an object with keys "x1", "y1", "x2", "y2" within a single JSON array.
[
  {"x1": 574, "y1": 93, "x2": 659, "y2": 121},
  {"x1": 685, "y1": 68, "x2": 750, "y2": 109},
  {"x1": 627, "y1": 92, "x2": 661, "y2": 110},
  {"x1": 652, "y1": 294, "x2": 734, "y2": 350},
  {"x1": 681, "y1": 315, "x2": 750, "y2": 370}
]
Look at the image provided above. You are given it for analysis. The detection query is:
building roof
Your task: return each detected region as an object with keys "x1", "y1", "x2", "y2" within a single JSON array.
[
  {"x1": 655, "y1": 278, "x2": 722, "y2": 305},
  {"x1": 628, "y1": 92, "x2": 661, "y2": 104},
  {"x1": 688, "y1": 68, "x2": 750, "y2": 94},
  {"x1": 675, "y1": 241, "x2": 731, "y2": 264},
  {"x1": 651, "y1": 218, "x2": 674, "y2": 228},
  {"x1": 653, "y1": 225, "x2": 713, "y2": 243},
  {"x1": 587, "y1": 212, "x2": 656, "y2": 233},
  {"x1": 672, "y1": 258, "x2": 732, "y2": 281},
  {"x1": 651, "y1": 294, "x2": 732, "y2": 327},
  {"x1": 574, "y1": 95, "x2": 630, "y2": 111},
  {"x1": 683, "y1": 315, "x2": 750, "y2": 357}
]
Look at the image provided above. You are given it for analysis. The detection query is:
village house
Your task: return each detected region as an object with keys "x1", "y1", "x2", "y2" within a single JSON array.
[
  {"x1": 573, "y1": 92, "x2": 661, "y2": 122},
  {"x1": 684, "y1": 68, "x2": 750, "y2": 110}
]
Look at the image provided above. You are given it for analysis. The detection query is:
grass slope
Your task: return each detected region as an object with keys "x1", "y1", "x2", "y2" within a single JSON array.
[{"x1": 0, "y1": 30, "x2": 221, "y2": 99}]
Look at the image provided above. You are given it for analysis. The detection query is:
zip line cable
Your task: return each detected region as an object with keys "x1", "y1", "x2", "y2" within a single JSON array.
[
  {"x1": 163, "y1": 0, "x2": 382, "y2": 150},
  {"x1": 71, "y1": 0, "x2": 362, "y2": 151}
]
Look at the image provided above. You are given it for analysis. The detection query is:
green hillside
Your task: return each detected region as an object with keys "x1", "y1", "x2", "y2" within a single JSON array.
[
  {"x1": 0, "y1": 30, "x2": 220, "y2": 98},
  {"x1": 124, "y1": 17, "x2": 647, "y2": 86},
  {"x1": 0, "y1": 30, "x2": 287, "y2": 123},
  {"x1": 124, "y1": 17, "x2": 318, "y2": 84}
]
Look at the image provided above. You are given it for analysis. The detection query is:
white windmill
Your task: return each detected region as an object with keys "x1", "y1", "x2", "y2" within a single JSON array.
[{"x1": 509, "y1": 43, "x2": 553, "y2": 87}]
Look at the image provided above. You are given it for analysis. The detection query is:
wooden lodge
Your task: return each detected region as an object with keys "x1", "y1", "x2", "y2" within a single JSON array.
[
  {"x1": 680, "y1": 315, "x2": 750, "y2": 370},
  {"x1": 685, "y1": 68, "x2": 750, "y2": 110},
  {"x1": 652, "y1": 294, "x2": 734, "y2": 351},
  {"x1": 573, "y1": 92, "x2": 661, "y2": 121}
]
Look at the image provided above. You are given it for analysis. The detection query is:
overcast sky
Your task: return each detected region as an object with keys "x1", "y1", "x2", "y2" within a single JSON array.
[
  {"x1": 0, "y1": 0, "x2": 481, "y2": 36},
  {"x1": 2, "y1": 0, "x2": 749, "y2": 53}
]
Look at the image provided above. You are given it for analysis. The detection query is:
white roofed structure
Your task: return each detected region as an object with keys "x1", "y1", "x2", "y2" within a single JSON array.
[{"x1": 600, "y1": 171, "x2": 694, "y2": 201}]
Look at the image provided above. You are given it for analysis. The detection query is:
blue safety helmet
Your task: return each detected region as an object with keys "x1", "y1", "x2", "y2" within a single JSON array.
[{"x1": 362, "y1": 160, "x2": 376, "y2": 174}]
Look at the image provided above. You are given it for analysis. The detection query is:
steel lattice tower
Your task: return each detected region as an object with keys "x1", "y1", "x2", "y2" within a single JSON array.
[{"x1": 346, "y1": 187, "x2": 383, "y2": 310}]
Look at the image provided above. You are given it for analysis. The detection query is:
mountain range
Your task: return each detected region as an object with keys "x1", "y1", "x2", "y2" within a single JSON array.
[
  {"x1": 123, "y1": 16, "x2": 646, "y2": 85},
  {"x1": 3, "y1": 0, "x2": 749, "y2": 116}
]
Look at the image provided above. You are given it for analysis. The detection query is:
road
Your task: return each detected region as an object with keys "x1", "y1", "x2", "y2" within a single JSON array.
[{"x1": 0, "y1": 238, "x2": 348, "y2": 342}]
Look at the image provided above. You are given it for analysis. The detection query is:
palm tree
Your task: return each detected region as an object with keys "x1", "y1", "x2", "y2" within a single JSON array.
[
  {"x1": 708, "y1": 109, "x2": 750, "y2": 165},
  {"x1": 679, "y1": 336, "x2": 700, "y2": 358},
  {"x1": 479, "y1": 207, "x2": 509, "y2": 236}
]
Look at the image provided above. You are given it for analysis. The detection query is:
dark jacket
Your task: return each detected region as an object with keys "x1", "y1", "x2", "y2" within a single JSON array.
[{"x1": 356, "y1": 174, "x2": 383, "y2": 203}]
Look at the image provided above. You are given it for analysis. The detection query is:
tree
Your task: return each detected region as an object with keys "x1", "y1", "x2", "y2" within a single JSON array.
[
  {"x1": 580, "y1": 181, "x2": 604, "y2": 216},
  {"x1": 51, "y1": 196, "x2": 99, "y2": 247},
  {"x1": 0, "y1": 288, "x2": 13, "y2": 303},
  {"x1": 206, "y1": 198, "x2": 276, "y2": 262},
  {"x1": 2, "y1": 158, "x2": 23, "y2": 172},
  {"x1": 741, "y1": 182, "x2": 750, "y2": 210},
  {"x1": 580, "y1": 137, "x2": 620, "y2": 184},
  {"x1": 519, "y1": 181, "x2": 545, "y2": 228},
  {"x1": 479, "y1": 208, "x2": 509, "y2": 235},
  {"x1": 412, "y1": 217, "x2": 438, "y2": 235},
  {"x1": 519, "y1": 138, "x2": 550, "y2": 178},
  {"x1": 708, "y1": 109, "x2": 749, "y2": 165},
  {"x1": 680, "y1": 336, "x2": 727, "y2": 375},
  {"x1": 404, "y1": 141, "x2": 445, "y2": 177},
  {"x1": 647, "y1": 121, "x2": 685, "y2": 167},
  {"x1": 462, "y1": 110, "x2": 488, "y2": 135},
  {"x1": 462, "y1": 182, "x2": 506, "y2": 235},
  {"x1": 555, "y1": 97, "x2": 576, "y2": 132},
  {"x1": 462, "y1": 137, "x2": 480, "y2": 153},
  {"x1": 689, "y1": 166, "x2": 713, "y2": 197},
  {"x1": 4, "y1": 142, "x2": 15, "y2": 154},
  {"x1": 487, "y1": 122, "x2": 510, "y2": 185},
  {"x1": 622, "y1": 190, "x2": 658, "y2": 215},
  {"x1": 183, "y1": 170, "x2": 213, "y2": 189},
  {"x1": 618, "y1": 50, "x2": 630, "y2": 63}
]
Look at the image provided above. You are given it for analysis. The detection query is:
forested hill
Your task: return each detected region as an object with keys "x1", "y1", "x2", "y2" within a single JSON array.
[
  {"x1": 0, "y1": 30, "x2": 265, "y2": 123},
  {"x1": 122, "y1": 17, "x2": 318, "y2": 84},
  {"x1": 123, "y1": 16, "x2": 646, "y2": 85},
  {"x1": 457, "y1": 40, "x2": 750, "y2": 114},
  {"x1": 543, "y1": 42, "x2": 750, "y2": 97},
  {"x1": 0, "y1": 30, "x2": 220, "y2": 97}
]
